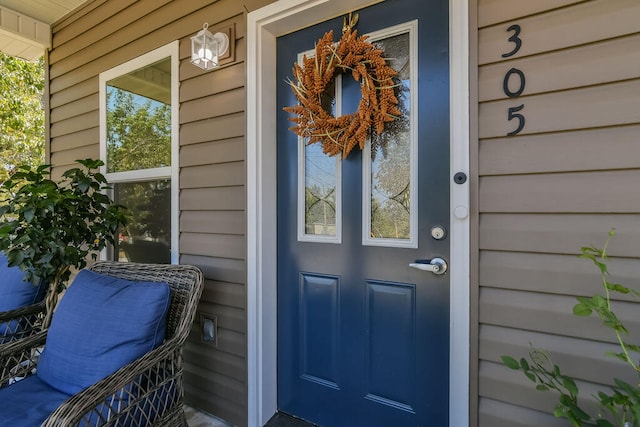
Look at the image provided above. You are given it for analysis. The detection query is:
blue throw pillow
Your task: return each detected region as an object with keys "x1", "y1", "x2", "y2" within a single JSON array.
[
  {"x1": 0, "y1": 252, "x2": 47, "y2": 312},
  {"x1": 37, "y1": 269, "x2": 170, "y2": 395}
]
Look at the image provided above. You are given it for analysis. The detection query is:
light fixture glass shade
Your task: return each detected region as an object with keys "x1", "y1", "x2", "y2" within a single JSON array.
[{"x1": 190, "y1": 23, "x2": 230, "y2": 70}]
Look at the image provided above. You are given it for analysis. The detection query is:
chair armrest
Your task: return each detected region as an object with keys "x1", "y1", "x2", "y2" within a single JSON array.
[
  {"x1": 0, "y1": 330, "x2": 47, "y2": 386},
  {"x1": 42, "y1": 337, "x2": 185, "y2": 427},
  {"x1": 0, "y1": 301, "x2": 46, "y2": 323},
  {"x1": 0, "y1": 302, "x2": 47, "y2": 343}
]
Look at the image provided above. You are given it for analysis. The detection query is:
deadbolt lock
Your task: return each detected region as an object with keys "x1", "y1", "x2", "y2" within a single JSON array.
[{"x1": 431, "y1": 225, "x2": 447, "y2": 240}]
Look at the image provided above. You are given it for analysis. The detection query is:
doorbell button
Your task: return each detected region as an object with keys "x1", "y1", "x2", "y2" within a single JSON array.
[{"x1": 454, "y1": 206, "x2": 468, "y2": 219}]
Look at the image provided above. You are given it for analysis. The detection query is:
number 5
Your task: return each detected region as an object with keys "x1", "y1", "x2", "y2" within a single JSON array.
[{"x1": 507, "y1": 104, "x2": 525, "y2": 136}]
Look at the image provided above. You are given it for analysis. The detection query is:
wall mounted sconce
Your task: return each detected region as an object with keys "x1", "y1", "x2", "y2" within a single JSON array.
[{"x1": 190, "y1": 22, "x2": 230, "y2": 70}]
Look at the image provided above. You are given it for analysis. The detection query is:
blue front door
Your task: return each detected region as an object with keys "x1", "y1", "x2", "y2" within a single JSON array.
[{"x1": 276, "y1": 0, "x2": 450, "y2": 425}]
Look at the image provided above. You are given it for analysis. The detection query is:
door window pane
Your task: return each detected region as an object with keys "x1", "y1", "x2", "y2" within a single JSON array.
[
  {"x1": 298, "y1": 68, "x2": 342, "y2": 243},
  {"x1": 304, "y1": 143, "x2": 339, "y2": 237},
  {"x1": 371, "y1": 135, "x2": 411, "y2": 240},
  {"x1": 364, "y1": 27, "x2": 417, "y2": 248}
]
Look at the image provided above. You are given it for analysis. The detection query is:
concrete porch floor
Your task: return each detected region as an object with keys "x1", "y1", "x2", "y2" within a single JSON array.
[
  {"x1": 185, "y1": 405, "x2": 231, "y2": 427},
  {"x1": 184, "y1": 407, "x2": 317, "y2": 427}
]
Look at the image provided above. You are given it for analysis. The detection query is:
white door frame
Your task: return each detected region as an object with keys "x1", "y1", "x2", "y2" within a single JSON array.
[{"x1": 246, "y1": 1, "x2": 470, "y2": 425}]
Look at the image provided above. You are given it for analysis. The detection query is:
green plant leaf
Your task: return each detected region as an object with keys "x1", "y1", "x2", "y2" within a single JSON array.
[
  {"x1": 23, "y1": 207, "x2": 35, "y2": 222},
  {"x1": 566, "y1": 412, "x2": 583, "y2": 427},
  {"x1": 562, "y1": 377, "x2": 579, "y2": 396},
  {"x1": 591, "y1": 295, "x2": 607, "y2": 308},
  {"x1": 606, "y1": 282, "x2": 629, "y2": 294},
  {"x1": 605, "y1": 351, "x2": 629, "y2": 363},
  {"x1": 623, "y1": 343, "x2": 640, "y2": 353},
  {"x1": 93, "y1": 172, "x2": 107, "y2": 184},
  {"x1": 78, "y1": 158, "x2": 104, "y2": 169},
  {"x1": 76, "y1": 177, "x2": 91, "y2": 193},
  {"x1": 501, "y1": 356, "x2": 520, "y2": 370},
  {"x1": 614, "y1": 379, "x2": 637, "y2": 396},
  {"x1": 553, "y1": 404, "x2": 568, "y2": 418},
  {"x1": 594, "y1": 260, "x2": 608, "y2": 274},
  {"x1": 573, "y1": 303, "x2": 593, "y2": 316},
  {"x1": 562, "y1": 399, "x2": 590, "y2": 421},
  {"x1": 580, "y1": 246, "x2": 599, "y2": 257},
  {"x1": 6, "y1": 250, "x2": 23, "y2": 266}
]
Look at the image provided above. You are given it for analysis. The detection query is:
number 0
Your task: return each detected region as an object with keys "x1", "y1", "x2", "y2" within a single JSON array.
[
  {"x1": 503, "y1": 68, "x2": 526, "y2": 98},
  {"x1": 507, "y1": 104, "x2": 525, "y2": 136}
]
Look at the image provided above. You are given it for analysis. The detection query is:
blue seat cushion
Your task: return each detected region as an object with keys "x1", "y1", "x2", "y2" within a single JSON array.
[
  {"x1": 0, "y1": 252, "x2": 47, "y2": 312},
  {"x1": 0, "y1": 252, "x2": 47, "y2": 339},
  {"x1": 37, "y1": 269, "x2": 170, "y2": 395},
  {"x1": 0, "y1": 375, "x2": 71, "y2": 426}
]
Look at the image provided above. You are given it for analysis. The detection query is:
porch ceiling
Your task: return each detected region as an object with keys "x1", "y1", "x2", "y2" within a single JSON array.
[{"x1": 0, "y1": 0, "x2": 88, "y2": 61}]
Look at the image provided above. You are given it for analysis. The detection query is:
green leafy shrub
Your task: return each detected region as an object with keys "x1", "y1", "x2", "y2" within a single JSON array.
[
  {"x1": 502, "y1": 230, "x2": 639, "y2": 427},
  {"x1": 0, "y1": 159, "x2": 127, "y2": 326}
]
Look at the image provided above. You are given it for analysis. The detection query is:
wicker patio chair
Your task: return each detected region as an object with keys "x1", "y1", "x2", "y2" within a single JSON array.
[
  {"x1": 0, "y1": 301, "x2": 46, "y2": 344},
  {"x1": 0, "y1": 261, "x2": 204, "y2": 426}
]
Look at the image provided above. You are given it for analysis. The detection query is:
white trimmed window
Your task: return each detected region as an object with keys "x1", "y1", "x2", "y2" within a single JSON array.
[{"x1": 99, "y1": 42, "x2": 179, "y2": 264}]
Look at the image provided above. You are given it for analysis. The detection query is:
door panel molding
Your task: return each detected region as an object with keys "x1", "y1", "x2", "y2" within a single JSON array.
[
  {"x1": 247, "y1": 1, "x2": 470, "y2": 426},
  {"x1": 365, "y1": 280, "x2": 416, "y2": 412},
  {"x1": 299, "y1": 273, "x2": 341, "y2": 389}
]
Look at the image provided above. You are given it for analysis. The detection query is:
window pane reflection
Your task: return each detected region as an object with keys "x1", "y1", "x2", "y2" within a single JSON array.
[
  {"x1": 106, "y1": 58, "x2": 171, "y2": 173},
  {"x1": 114, "y1": 180, "x2": 171, "y2": 264},
  {"x1": 305, "y1": 142, "x2": 337, "y2": 237},
  {"x1": 369, "y1": 32, "x2": 412, "y2": 241},
  {"x1": 371, "y1": 137, "x2": 411, "y2": 240}
]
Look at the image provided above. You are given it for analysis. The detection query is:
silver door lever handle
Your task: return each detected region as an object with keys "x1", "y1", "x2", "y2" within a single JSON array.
[{"x1": 409, "y1": 257, "x2": 448, "y2": 275}]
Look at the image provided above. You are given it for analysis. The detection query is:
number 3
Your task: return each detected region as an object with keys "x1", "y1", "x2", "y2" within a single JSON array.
[{"x1": 502, "y1": 24, "x2": 522, "y2": 58}]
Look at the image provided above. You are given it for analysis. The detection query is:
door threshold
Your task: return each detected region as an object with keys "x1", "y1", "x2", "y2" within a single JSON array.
[{"x1": 264, "y1": 412, "x2": 318, "y2": 427}]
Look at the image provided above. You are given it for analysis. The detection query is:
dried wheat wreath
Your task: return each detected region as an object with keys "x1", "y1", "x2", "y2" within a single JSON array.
[{"x1": 284, "y1": 14, "x2": 401, "y2": 158}]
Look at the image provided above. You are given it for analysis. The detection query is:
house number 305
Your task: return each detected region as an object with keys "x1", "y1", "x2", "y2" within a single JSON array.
[{"x1": 502, "y1": 24, "x2": 526, "y2": 136}]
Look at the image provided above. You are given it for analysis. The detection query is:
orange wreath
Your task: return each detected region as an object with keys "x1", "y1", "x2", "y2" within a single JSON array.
[{"x1": 284, "y1": 14, "x2": 401, "y2": 158}]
